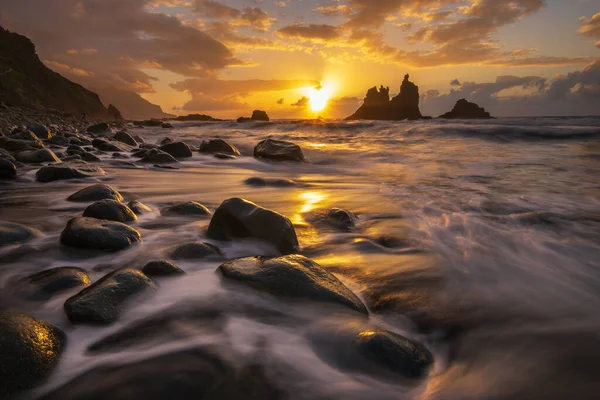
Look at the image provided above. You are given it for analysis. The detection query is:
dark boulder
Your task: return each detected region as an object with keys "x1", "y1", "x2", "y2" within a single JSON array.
[
  {"x1": 0, "y1": 313, "x2": 66, "y2": 398},
  {"x1": 161, "y1": 122, "x2": 173, "y2": 129},
  {"x1": 439, "y1": 98, "x2": 493, "y2": 119},
  {"x1": 87, "y1": 122, "x2": 110, "y2": 134},
  {"x1": 67, "y1": 184, "x2": 123, "y2": 202},
  {"x1": 140, "y1": 148, "x2": 178, "y2": 163},
  {"x1": 133, "y1": 135, "x2": 145, "y2": 144},
  {"x1": 16, "y1": 148, "x2": 60, "y2": 163},
  {"x1": 23, "y1": 267, "x2": 91, "y2": 300},
  {"x1": 142, "y1": 260, "x2": 185, "y2": 277},
  {"x1": 127, "y1": 200, "x2": 152, "y2": 215},
  {"x1": 60, "y1": 217, "x2": 141, "y2": 251},
  {"x1": 0, "y1": 157, "x2": 16, "y2": 179},
  {"x1": 27, "y1": 123, "x2": 51, "y2": 139},
  {"x1": 214, "y1": 153, "x2": 237, "y2": 160},
  {"x1": 9, "y1": 130, "x2": 42, "y2": 142},
  {"x1": 113, "y1": 131, "x2": 138, "y2": 146},
  {"x1": 83, "y1": 199, "x2": 138, "y2": 223},
  {"x1": 0, "y1": 137, "x2": 44, "y2": 151},
  {"x1": 244, "y1": 177, "x2": 298, "y2": 187},
  {"x1": 355, "y1": 329, "x2": 433, "y2": 378},
  {"x1": 161, "y1": 201, "x2": 210, "y2": 216},
  {"x1": 0, "y1": 221, "x2": 42, "y2": 246},
  {"x1": 170, "y1": 242, "x2": 222, "y2": 260},
  {"x1": 36, "y1": 163, "x2": 105, "y2": 182},
  {"x1": 254, "y1": 139, "x2": 306, "y2": 162},
  {"x1": 200, "y1": 139, "x2": 241, "y2": 156},
  {"x1": 92, "y1": 138, "x2": 132, "y2": 152},
  {"x1": 159, "y1": 141, "x2": 193, "y2": 159},
  {"x1": 160, "y1": 137, "x2": 172, "y2": 145},
  {"x1": 252, "y1": 110, "x2": 269, "y2": 121},
  {"x1": 66, "y1": 145, "x2": 85, "y2": 155},
  {"x1": 218, "y1": 254, "x2": 367, "y2": 314},
  {"x1": 0, "y1": 148, "x2": 15, "y2": 161},
  {"x1": 81, "y1": 152, "x2": 101, "y2": 162},
  {"x1": 64, "y1": 269, "x2": 156, "y2": 325},
  {"x1": 309, "y1": 208, "x2": 358, "y2": 232},
  {"x1": 207, "y1": 198, "x2": 298, "y2": 254}
]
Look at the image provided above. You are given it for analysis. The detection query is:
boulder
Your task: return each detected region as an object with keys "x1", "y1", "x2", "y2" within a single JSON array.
[
  {"x1": 355, "y1": 329, "x2": 433, "y2": 378},
  {"x1": 244, "y1": 177, "x2": 298, "y2": 187},
  {"x1": 0, "y1": 313, "x2": 66, "y2": 398},
  {"x1": 140, "y1": 148, "x2": 178, "y2": 163},
  {"x1": 87, "y1": 122, "x2": 110, "y2": 134},
  {"x1": 16, "y1": 148, "x2": 60, "y2": 163},
  {"x1": 439, "y1": 98, "x2": 493, "y2": 119},
  {"x1": 64, "y1": 269, "x2": 156, "y2": 325},
  {"x1": 170, "y1": 242, "x2": 222, "y2": 260},
  {"x1": 36, "y1": 163, "x2": 105, "y2": 182},
  {"x1": 159, "y1": 141, "x2": 193, "y2": 159},
  {"x1": 60, "y1": 217, "x2": 141, "y2": 251},
  {"x1": 133, "y1": 135, "x2": 145, "y2": 144},
  {"x1": 67, "y1": 184, "x2": 123, "y2": 202},
  {"x1": 142, "y1": 260, "x2": 185, "y2": 277},
  {"x1": 9, "y1": 130, "x2": 42, "y2": 142},
  {"x1": 320, "y1": 208, "x2": 358, "y2": 232},
  {"x1": 214, "y1": 153, "x2": 237, "y2": 160},
  {"x1": 160, "y1": 137, "x2": 172, "y2": 145},
  {"x1": 0, "y1": 221, "x2": 42, "y2": 246},
  {"x1": 83, "y1": 199, "x2": 137, "y2": 223},
  {"x1": 218, "y1": 255, "x2": 367, "y2": 314},
  {"x1": 127, "y1": 200, "x2": 152, "y2": 215},
  {"x1": 24, "y1": 267, "x2": 91, "y2": 300},
  {"x1": 0, "y1": 148, "x2": 15, "y2": 161},
  {"x1": 199, "y1": 139, "x2": 241, "y2": 156},
  {"x1": 0, "y1": 158, "x2": 16, "y2": 179},
  {"x1": 113, "y1": 131, "x2": 138, "y2": 146},
  {"x1": 161, "y1": 122, "x2": 173, "y2": 128},
  {"x1": 66, "y1": 145, "x2": 85, "y2": 155},
  {"x1": 161, "y1": 201, "x2": 210, "y2": 216},
  {"x1": 92, "y1": 138, "x2": 132, "y2": 152},
  {"x1": 0, "y1": 137, "x2": 44, "y2": 151},
  {"x1": 254, "y1": 139, "x2": 306, "y2": 162},
  {"x1": 252, "y1": 110, "x2": 269, "y2": 121},
  {"x1": 81, "y1": 152, "x2": 101, "y2": 162},
  {"x1": 207, "y1": 198, "x2": 298, "y2": 254},
  {"x1": 27, "y1": 124, "x2": 51, "y2": 139}
]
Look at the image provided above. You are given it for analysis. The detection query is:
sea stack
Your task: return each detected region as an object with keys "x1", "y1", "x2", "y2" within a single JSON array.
[
  {"x1": 439, "y1": 99, "x2": 493, "y2": 119},
  {"x1": 346, "y1": 74, "x2": 423, "y2": 121}
]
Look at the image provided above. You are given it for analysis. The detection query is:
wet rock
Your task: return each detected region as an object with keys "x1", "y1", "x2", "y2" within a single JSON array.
[
  {"x1": 24, "y1": 267, "x2": 91, "y2": 300},
  {"x1": 81, "y1": 152, "x2": 101, "y2": 162},
  {"x1": 113, "y1": 131, "x2": 138, "y2": 146},
  {"x1": 142, "y1": 260, "x2": 185, "y2": 277},
  {"x1": 159, "y1": 141, "x2": 193, "y2": 159},
  {"x1": 16, "y1": 148, "x2": 60, "y2": 163},
  {"x1": 27, "y1": 123, "x2": 51, "y2": 139},
  {"x1": 218, "y1": 254, "x2": 367, "y2": 314},
  {"x1": 0, "y1": 148, "x2": 15, "y2": 161},
  {"x1": 170, "y1": 242, "x2": 221, "y2": 260},
  {"x1": 207, "y1": 198, "x2": 298, "y2": 254},
  {"x1": 0, "y1": 221, "x2": 42, "y2": 246},
  {"x1": 160, "y1": 137, "x2": 172, "y2": 145},
  {"x1": 133, "y1": 135, "x2": 145, "y2": 144},
  {"x1": 131, "y1": 148, "x2": 148, "y2": 158},
  {"x1": 67, "y1": 145, "x2": 85, "y2": 156},
  {"x1": 92, "y1": 138, "x2": 132, "y2": 152},
  {"x1": 62, "y1": 154, "x2": 81, "y2": 162},
  {"x1": 161, "y1": 122, "x2": 173, "y2": 128},
  {"x1": 355, "y1": 329, "x2": 433, "y2": 378},
  {"x1": 161, "y1": 201, "x2": 210, "y2": 216},
  {"x1": 111, "y1": 152, "x2": 128, "y2": 159},
  {"x1": 60, "y1": 217, "x2": 141, "y2": 251},
  {"x1": 67, "y1": 184, "x2": 123, "y2": 202},
  {"x1": 326, "y1": 208, "x2": 358, "y2": 231},
  {"x1": 244, "y1": 177, "x2": 298, "y2": 187},
  {"x1": 199, "y1": 138, "x2": 241, "y2": 156},
  {"x1": 64, "y1": 269, "x2": 156, "y2": 325},
  {"x1": 214, "y1": 153, "x2": 237, "y2": 160},
  {"x1": 83, "y1": 199, "x2": 137, "y2": 223},
  {"x1": 0, "y1": 137, "x2": 44, "y2": 151},
  {"x1": 36, "y1": 163, "x2": 105, "y2": 182},
  {"x1": 87, "y1": 122, "x2": 110, "y2": 134},
  {"x1": 439, "y1": 98, "x2": 493, "y2": 119},
  {"x1": 9, "y1": 130, "x2": 42, "y2": 142},
  {"x1": 140, "y1": 148, "x2": 178, "y2": 163},
  {"x1": 0, "y1": 158, "x2": 17, "y2": 179},
  {"x1": 0, "y1": 312, "x2": 66, "y2": 398},
  {"x1": 252, "y1": 110, "x2": 270, "y2": 121},
  {"x1": 128, "y1": 200, "x2": 152, "y2": 215},
  {"x1": 254, "y1": 138, "x2": 306, "y2": 162}
]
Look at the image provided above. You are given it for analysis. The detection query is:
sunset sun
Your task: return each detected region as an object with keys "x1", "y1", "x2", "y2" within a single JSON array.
[{"x1": 308, "y1": 84, "x2": 334, "y2": 112}]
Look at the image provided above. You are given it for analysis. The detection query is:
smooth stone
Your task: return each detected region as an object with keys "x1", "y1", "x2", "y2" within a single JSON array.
[
  {"x1": 0, "y1": 313, "x2": 66, "y2": 398},
  {"x1": 133, "y1": 135, "x2": 145, "y2": 144},
  {"x1": 0, "y1": 148, "x2": 15, "y2": 161},
  {"x1": 0, "y1": 137, "x2": 44, "y2": 151},
  {"x1": 9, "y1": 130, "x2": 41, "y2": 142},
  {"x1": 113, "y1": 131, "x2": 137, "y2": 146},
  {"x1": 244, "y1": 177, "x2": 298, "y2": 187},
  {"x1": 83, "y1": 199, "x2": 137, "y2": 222},
  {"x1": 131, "y1": 148, "x2": 148, "y2": 158},
  {"x1": 87, "y1": 122, "x2": 110, "y2": 134},
  {"x1": 254, "y1": 138, "x2": 306, "y2": 162},
  {"x1": 62, "y1": 154, "x2": 82, "y2": 161},
  {"x1": 16, "y1": 148, "x2": 60, "y2": 163},
  {"x1": 159, "y1": 141, "x2": 193, "y2": 159},
  {"x1": 66, "y1": 145, "x2": 85, "y2": 155},
  {"x1": 141, "y1": 148, "x2": 178, "y2": 163},
  {"x1": 142, "y1": 260, "x2": 185, "y2": 277},
  {"x1": 199, "y1": 139, "x2": 241, "y2": 156},
  {"x1": 27, "y1": 124, "x2": 51, "y2": 139},
  {"x1": 160, "y1": 137, "x2": 172, "y2": 145},
  {"x1": 0, "y1": 221, "x2": 42, "y2": 246},
  {"x1": 161, "y1": 201, "x2": 210, "y2": 216},
  {"x1": 60, "y1": 217, "x2": 141, "y2": 251},
  {"x1": 327, "y1": 208, "x2": 358, "y2": 231},
  {"x1": 36, "y1": 163, "x2": 105, "y2": 182},
  {"x1": 81, "y1": 152, "x2": 101, "y2": 162},
  {"x1": 161, "y1": 122, "x2": 173, "y2": 128},
  {"x1": 64, "y1": 269, "x2": 156, "y2": 325},
  {"x1": 214, "y1": 153, "x2": 237, "y2": 160},
  {"x1": 218, "y1": 255, "x2": 367, "y2": 314},
  {"x1": 24, "y1": 267, "x2": 91, "y2": 300},
  {"x1": 92, "y1": 138, "x2": 132, "y2": 152},
  {"x1": 67, "y1": 184, "x2": 123, "y2": 202},
  {"x1": 207, "y1": 198, "x2": 298, "y2": 255},
  {"x1": 355, "y1": 329, "x2": 434, "y2": 378},
  {"x1": 0, "y1": 158, "x2": 17, "y2": 179},
  {"x1": 127, "y1": 200, "x2": 152, "y2": 215},
  {"x1": 170, "y1": 242, "x2": 221, "y2": 260}
]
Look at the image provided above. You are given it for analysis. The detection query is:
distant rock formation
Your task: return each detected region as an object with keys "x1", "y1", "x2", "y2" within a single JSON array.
[
  {"x1": 94, "y1": 87, "x2": 175, "y2": 120},
  {"x1": 439, "y1": 99, "x2": 494, "y2": 119},
  {"x1": 107, "y1": 104, "x2": 123, "y2": 121},
  {"x1": 237, "y1": 110, "x2": 270, "y2": 123},
  {"x1": 0, "y1": 26, "x2": 110, "y2": 117},
  {"x1": 176, "y1": 114, "x2": 221, "y2": 122},
  {"x1": 346, "y1": 74, "x2": 423, "y2": 121}
]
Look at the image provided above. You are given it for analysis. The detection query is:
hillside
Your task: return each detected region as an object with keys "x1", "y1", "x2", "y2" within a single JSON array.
[
  {"x1": 94, "y1": 87, "x2": 175, "y2": 120},
  {"x1": 0, "y1": 26, "x2": 110, "y2": 117}
]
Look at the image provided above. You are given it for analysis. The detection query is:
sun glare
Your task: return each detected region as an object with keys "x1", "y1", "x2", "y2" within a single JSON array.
[{"x1": 308, "y1": 83, "x2": 334, "y2": 113}]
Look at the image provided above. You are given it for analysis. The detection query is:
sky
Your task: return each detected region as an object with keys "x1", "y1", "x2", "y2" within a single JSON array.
[{"x1": 0, "y1": 0, "x2": 599, "y2": 118}]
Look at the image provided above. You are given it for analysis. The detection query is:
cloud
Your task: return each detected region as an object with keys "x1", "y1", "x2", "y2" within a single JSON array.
[
  {"x1": 276, "y1": 24, "x2": 341, "y2": 41},
  {"x1": 178, "y1": 93, "x2": 246, "y2": 111},
  {"x1": 170, "y1": 77, "x2": 320, "y2": 96},
  {"x1": 195, "y1": 0, "x2": 274, "y2": 32},
  {"x1": 292, "y1": 96, "x2": 309, "y2": 107},
  {"x1": 277, "y1": 98, "x2": 284, "y2": 104},
  {"x1": 579, "y1": 12, "x2": 600, "y2": 48}
]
